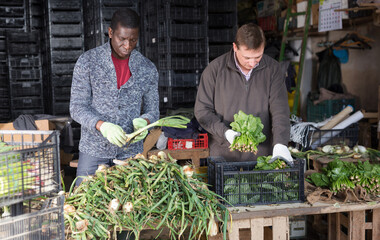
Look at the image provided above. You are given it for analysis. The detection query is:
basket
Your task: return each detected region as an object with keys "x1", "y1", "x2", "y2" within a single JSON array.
[
  {"x1": 0, "y1": 194, "x2": 64, "y2": 240},
  {"x1": 307, "y1": 98, "x2": 355, "y2": 122},
  {"x1": 207, "y1": 156, "x2": 305, "y2": 206},
  {"x1": 167, "y1": 133, "x2": 208, "y2": 150},
  {"x1": 307, "y1": 123, "x2": 359, "y2": 150},
  {"x1": 0, "y1": 130, "x2": 61, "y2": 207}
]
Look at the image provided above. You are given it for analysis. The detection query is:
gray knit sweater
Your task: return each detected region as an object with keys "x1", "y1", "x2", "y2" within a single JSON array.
[{"x1": 70, "y1": 41, "x2": 159, "y2": 159}]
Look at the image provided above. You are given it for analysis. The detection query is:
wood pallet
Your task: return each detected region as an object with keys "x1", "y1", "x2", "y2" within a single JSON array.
[
  {"x1": 227, "y1": 216, "x2": 289, "y2": 240},
  {"x1": 328, "y1": 209, "x2": 380, "y2": 240}
]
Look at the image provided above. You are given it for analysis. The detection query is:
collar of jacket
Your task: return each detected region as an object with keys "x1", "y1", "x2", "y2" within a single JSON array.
[{"x1": 226, "y1": 48, "x2": 267, "y2": 74}]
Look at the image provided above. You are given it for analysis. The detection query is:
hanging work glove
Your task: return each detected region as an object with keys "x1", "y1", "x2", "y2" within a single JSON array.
[
  {"x1": 270, "y1": 143, "x2": 294, "y2": 167},
  {"x1": 224, "y1": 129, "x2": 241, "y2": 145},
  {"x1": 131, "y1": 118, "x2": 148, "y2": 143},
  {"x1": 99, "y1": 122, "x2": 127, "y2": 147}
]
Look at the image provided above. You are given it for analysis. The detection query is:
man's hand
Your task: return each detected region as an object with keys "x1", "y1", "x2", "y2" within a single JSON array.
[
  {"x1": 224, "y1": 129, "x2": 241, "y2": 145},
  {"x1": 131, "y1": 118, "x2": 148, "y2": 143},
  {"x1": 272, "y1": 143, "x2": 293, "y2": 166},
  {"x1": 99, "y1": 122, "x2": 127, "y2": 147}
]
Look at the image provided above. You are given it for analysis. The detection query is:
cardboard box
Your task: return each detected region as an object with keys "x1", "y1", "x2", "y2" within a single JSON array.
[{"x1": 0, "y1": 120, "x2": 56, "y2": 143}]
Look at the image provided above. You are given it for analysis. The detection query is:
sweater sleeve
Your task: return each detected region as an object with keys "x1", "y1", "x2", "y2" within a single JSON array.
[
  {"x1": 70, "y1": 54, "x2": 102, "y2": 132},
  {"x1": 269, "y1": 62, "x2": 290, "y2": 147},
  {"x1": 194, "y1": 66, "x2": 229, "y2": 141},
  {"x1": 140, "y1": 66, "x2": 160, "y2": 124}
]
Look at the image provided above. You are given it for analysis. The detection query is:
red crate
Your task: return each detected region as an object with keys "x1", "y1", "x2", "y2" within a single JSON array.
[{"x1": 168, "y1": 133, "x2": 208, "y2": 150}]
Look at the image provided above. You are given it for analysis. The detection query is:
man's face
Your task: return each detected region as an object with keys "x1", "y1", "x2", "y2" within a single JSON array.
[
  {"x1": 233, "y1": 43, "x2": 264, "y2": 72},
  {"x1": 108, "y1": 24, "x2": 139, "y2": 59}
]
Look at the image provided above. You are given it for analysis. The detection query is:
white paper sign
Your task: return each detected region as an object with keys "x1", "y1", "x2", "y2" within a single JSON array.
[{"x1": 318, "y1": 0, "x2": 342, "y2": 32}]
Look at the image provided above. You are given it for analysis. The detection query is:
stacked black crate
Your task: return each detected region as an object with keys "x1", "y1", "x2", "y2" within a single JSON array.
[
  {"x1": 42, "y1": 0, "x2": 84, "y2": 116},
  {"x1": 0, "y1": 0, "x2": 26, "y2": 122},
  {"x1": 143, "y1": 0, "x2": 208, "y2": 114},
  {"x1": 208, "y1": 0, "x2": 237, "y2": 62},
  {"x1": 6, "y1": 31, "x2": 44, "y2": 119},
  {"x1": 83, "y1": 0, "x2": 140, "y2": 51}
]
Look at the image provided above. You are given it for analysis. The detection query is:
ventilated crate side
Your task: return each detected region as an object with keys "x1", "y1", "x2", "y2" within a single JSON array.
[
  {"x1": 0, "y1": 130, "x2": 61, "y2": 207},
  {"x1": 0, "y1": 195, "x2": 64, "y2": 240},
  {"x1": 208, "y1": 157, "x2": 305, "y2": 206}
]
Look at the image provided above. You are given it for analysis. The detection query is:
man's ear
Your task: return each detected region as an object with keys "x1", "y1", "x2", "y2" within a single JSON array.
[{"x1": 108, "y1": 27, "x2": 113, "y2": 39}]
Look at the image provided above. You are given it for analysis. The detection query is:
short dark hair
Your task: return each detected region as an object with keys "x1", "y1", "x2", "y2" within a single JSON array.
[
  {"x1": 110, "y1": 8, "x2": 140, "y2": 30},
  {"x1": 235, "y1": 23, "x2": 266, "y2": 50}
]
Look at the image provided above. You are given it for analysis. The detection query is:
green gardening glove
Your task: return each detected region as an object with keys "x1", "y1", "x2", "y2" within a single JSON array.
[
  {"x1": 99, "y1": 122, "x2": 127, "y2": 147},
  {"x1": 131, "y1": 118, "x2": 148, "y2": 143}
]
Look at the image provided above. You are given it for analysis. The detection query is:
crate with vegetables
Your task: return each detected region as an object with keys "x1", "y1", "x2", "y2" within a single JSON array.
[
  {"x1": 0, "y1": 130, "x2": 61, "y2": 207},
  {"x1": 207, "y1": 111, "x2": 305, "y2": 206}
]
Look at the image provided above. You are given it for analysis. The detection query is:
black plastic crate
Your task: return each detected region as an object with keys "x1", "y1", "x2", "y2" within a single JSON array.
[
  {"x1": 209, "y1": 28, "x2": 236, "y2": 43},
  {"x1": 9, "y1": 56, "x2": 41, "y2": 68},
  {"x1": 307, "y1": 123, "x2": 359, "y2": 150},
  {"x1": 11, "y1": 96, "x2": 43, "y2": 109},
  {"x1": 10, "y1": 81, "x2": 42, "y2": 97},
  {"x1": 0, "y1": 17, "x2": 25, "y2": 28},
  {"x1": 157, "y1": 5, "x2": 207, "y2": 22},
  {"x1": 7, "y1": 43, "x2": 39, "y2": 55},
  {"x1": 207, "y1": 156, "x2": 305, "y2": 206},
  {"x1": 208, "y1": 13, "x2": 237, "y2": 27},
  {"x1": 159, "y1": 86, "x2": 197, "y2": 105},
  {"x1": 102, "y1": 0, "x2": 139, "y2": 7},
  {"x1": 158, "y1": 22, "x2": 207, "y2": 39},
  {"x1": 0, "y1": 194, "x2": 64, "y2": 239},
  {"x1": 50, "y1": 50, "x2": 82, "y2": 63},
  {"x1": 158, "y1": 55, "x2": 208, "y2": 70},
  {"x1": 0, "y1": 130, "x2": 61, "y2": 207},
  {"x1": 159, "y1": 0, "x2": 205, "y2": 7},
  {"x1": 0, "y1": 0, "x2": 24, "y2": 7},
  {"x1": 10, "y1": 68, "x2": 41, "y2": 80},
  {"x1": 48, "y1": 0, "x2": 82, "y2": 10},
  {"x1": 0, "y1": 108, "x2": 11, "y2": 122},
  {"x1": 6, "y1": 31, "x2": 39, "y2": 43},
  {"x1": 158, "y1": 38, "x2": 207, "y2": 54},
  {"x1": 0, "y1": 87, "x2": 8, "y2": 98},
  {"x1": 0, "y1": 97, "x2": 9, "y2": 108},
  {"x1": 51, "y1": 63, "x2": 75, "y2": 76},
  {"x1": 51, "y1": 101, "x2": 70, "y2": 115},
  {"x1": 209, "y1": 44, "x2": 231, "y2": 59},
  {"x1": 208, "y1": 0, "x2": 237, "y2": 13},
  {"x1": 49, "y1": 24, "x2": 83, "y2": 37},
  {"x1": 0, "y1": 6, "x2": 24, "y2": 17},
  {"x1": 50, "y1": 37, "x2": 83, "y2": 50},
  {"x1": 52, "y1": 86, "x2": 71, "y2": 101},
  {"x1": 159, "y1": 70, "x2": 199, "y2": 87},
  {"x1": 50, "y1": 11, "x2": 82, "y2": 24},
  {"x1": 51, "y1": 76, "x2": 72, "y2": 87}
]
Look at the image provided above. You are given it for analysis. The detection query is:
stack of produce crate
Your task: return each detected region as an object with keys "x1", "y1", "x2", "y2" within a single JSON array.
[
  {"x1": 0, "y1": 130, "x2": 64, "y2": 239},
  {"x1": 142, "y1": 0, "x2": 208, "y2": 114},
  {"x1": 208, "y1": 0, "x2": 237, "y2": 62},
  {"x1": 0, "y1": 0, "x2": 30, "y2": 122},
  {"x1": 6, "y1": 31, "x2": 44, "y2": 120},
  {"x1": 42, "y1": 0, "x2": 85, "y2": 116},
  {"x1": 82, "y1": 0, "x2": 141, "y2": 51}
]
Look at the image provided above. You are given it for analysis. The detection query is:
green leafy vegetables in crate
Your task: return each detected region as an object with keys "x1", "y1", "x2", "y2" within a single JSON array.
[
  {"x1": 223, "y1": 156, "x2": 300, "y2": 205},
  {"x1": 307, "y1": 158, "x2": 380, "y2": 195},
  {"x1": 229, "y1": 110, "x2": 266, "y2": 153}
]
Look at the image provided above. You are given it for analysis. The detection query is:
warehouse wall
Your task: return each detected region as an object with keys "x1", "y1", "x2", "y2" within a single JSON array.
[{"x1": 310, "y1": 23, "x2": 380, "y2": 112}]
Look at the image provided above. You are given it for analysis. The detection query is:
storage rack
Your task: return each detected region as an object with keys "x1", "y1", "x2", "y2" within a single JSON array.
[
  {"x1": 82, "y1": 0, "x2": 140, "y2": 51},
  {"x1": 6, "y1": 31, "x2": 44, "y2": 120},
  {"x1": 142, "y1": 0, "x2": 208, "y2": 113},
  {"x1": 208, "y1": 0, "x2": 237, "y2": 62},
  {"x1": 42, "y1": 0, "x2": 85, "y2": 116}
]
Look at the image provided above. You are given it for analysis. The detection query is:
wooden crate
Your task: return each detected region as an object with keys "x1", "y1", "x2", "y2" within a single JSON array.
[
  {"x1": 227, "y1": 216, "x2": 289, "y2": 240},
  {"x1": 328, "y1": 209, "x2": 380, "y2": 240}
]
